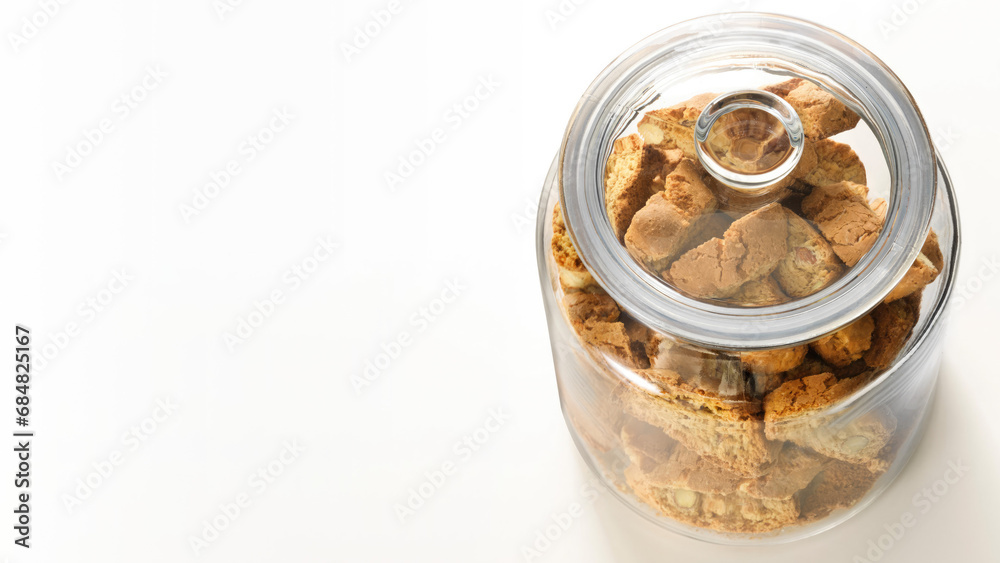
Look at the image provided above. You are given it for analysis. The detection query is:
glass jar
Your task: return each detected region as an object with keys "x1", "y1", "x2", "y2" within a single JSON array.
[{"x1": 536, "y1": 13, "x2": 960, "y2": 543}]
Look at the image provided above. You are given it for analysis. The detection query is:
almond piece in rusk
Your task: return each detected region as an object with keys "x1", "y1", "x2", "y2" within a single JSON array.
[
  {"x1": 764, "y1": 373, "x2": 896, "y2": 468},
  {"x1": 773, "y1": 209, "x2": 844, "y2": 298}
]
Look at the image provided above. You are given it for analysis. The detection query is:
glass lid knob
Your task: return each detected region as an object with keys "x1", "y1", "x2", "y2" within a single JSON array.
[{"x1": 694, "y1": 89, "x2": 805, "y2": 193}]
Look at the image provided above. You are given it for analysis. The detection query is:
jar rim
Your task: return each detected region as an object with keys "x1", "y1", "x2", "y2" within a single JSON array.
[{"x1": 559, "y1": 13, "x2": 937, "y2": 350}]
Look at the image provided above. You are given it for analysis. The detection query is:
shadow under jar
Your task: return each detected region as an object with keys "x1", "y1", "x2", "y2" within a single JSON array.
[{"x1": 536, "y1": 13, "x2": 960, "y2": 544}]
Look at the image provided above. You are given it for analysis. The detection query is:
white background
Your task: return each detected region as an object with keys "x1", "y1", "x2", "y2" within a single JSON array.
[{"x1": 0, "y1": 0, "x2": 998, "y2": 561}]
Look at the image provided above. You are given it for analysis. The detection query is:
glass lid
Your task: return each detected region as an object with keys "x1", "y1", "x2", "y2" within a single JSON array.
[{"x1": 559, "y1": 13, "x2": 936, "y2": 350}]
